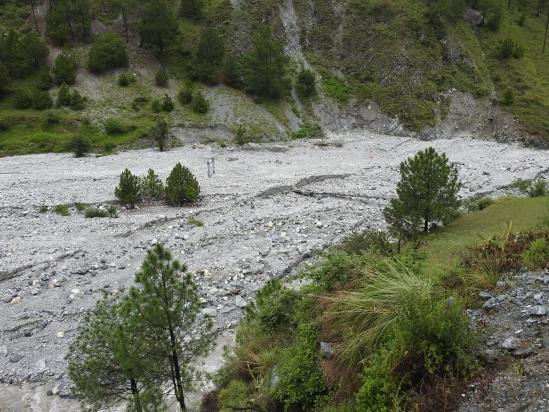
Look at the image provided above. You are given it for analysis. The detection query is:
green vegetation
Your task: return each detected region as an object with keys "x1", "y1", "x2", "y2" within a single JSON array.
[
  {"x1": 88, "y1": 33, "x2": 128, "y2": 73},
  {"x1": 83, "y1": 206, "x2": 117, "y2": 218},
  {"x1": 187, "y1": 217, "x2": 204, "y2": 227},
  {"x1": 45, "y1": 0, "x2": 91, "y2": 45},
  {"x1": 140, "y1": 169, "x2": 165, "y2": 201},
  {"x1": 190, "y1": 90, "x2": 209, "y2": 113},
  {"x1": 68, "y1": 245, "x2": 213, "y2": 410},
  {"x1": 115, "y1": 168, "x2": 141, "y2": 208},
  {"x1": 53, "y1": 204, "x2": 70, "y2": 216},
  {"x1": 165, "y1": 162, "x2": 200, "y2": 205},
  {"x1": 69, "y1": 134, "x2": 90, "y2": 158},
  {"x1": 53, "y1": 51, "x2": 78, "y2": 85}
]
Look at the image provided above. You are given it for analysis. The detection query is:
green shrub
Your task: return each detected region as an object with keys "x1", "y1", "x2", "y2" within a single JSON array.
[
  {"x1": 165, "y1": 163, "x2": 200, "y2": 205},
  {"x1": 53, "y1": 51, "x2": 78, "y2": 85},
  {"x1": 141, "y1": 169, "x2": 164, "y2": 201},
  {"x1": 522, "y1": 238, "x2": 549, "y2": 269},
  {"x1": 69, "y1": 89, "x2": 86, "y2": 110},
  {"x1": 190, "y1": 90, "x2": 209, "y2": 113},
  {"x1": 151, "y1": 99, "x2": 162, "y2": 113},
  {"x1": 84, "y1": 206, "x2": 117, "y2": 218},
  {"x1": 502, "y1": 88, "x2": 514, "y2": 105},
  {"x1": 118, "y1": 73, "x2": 130, "y2": 87},
  {"x1": 155, "y1": 68, "x2": 169, "y2": 87},
  {"x1": 497, "y1": 38, "x2": 523, "y2": 60},
  {"x1": 44, "y1": 112, "x2": 61, "y2": 127},
  {"x1": 177, "y1": 84, "x2": 193, "y2": 105},
  {"x1": 13, "y1": 89, "x2": 33, "y2": 109},
  {"x1": 115, "y1": 168, "x2": 141, "y2": 208},
  {"x1": 57, "y1": 83, "x2": 72, "y2": 106},
  {"x1": 0, "y1": 63, "x2": 9, "y2": 94},
  {"x1": 38, "y1": 205, "x2": 48, "y2": 213},
  {"x1": 152, "y1": 119, "x2": 169, "y2": 151},
  {"x1": 37, "y1": 70, "x2": 53, "y2": 90},
  {"x1": 291, "y1": 123, "x2": 322, "y2": 139},
  {"x1": 273, "y1": 322, "x2": 329, "y2": 410},
  {"x1": 53, "y1": 204, "x2": 70, "y2": 216},
  {"x1": 70, "y1": 134, "x2": 91, "y2": 157},
  {"x1": 340, "y1": 230, "x2": 393, "y2": 256},
  {"x1": 528, "y1": 179, "x2": 547, "y2": 197},
  {"x1": 104, "y1": 118, "x2": 132, "y2": 135},
  {"x1": 187, "y1": 217, "x2": 204, "y2": 227},
  {"x1": 217, "y1": 380, "x2": 249, "y2": 411},
  {"x1": 88, "y1": 33, "x2": 128, "y2": 73},
  {"x1": 466, "y1": 197, "x2": 495, "y2": 212},
  {"x1": 234, "y1": 125, "x2": 250, "y2": 145},
  {"x1": 132, "y1": 96, "x2": 149, "y2": 111},
  {"x1": 161, "y1": 94, "x2": 174, "y2": 112},
  {"x1": 32, "y1": 90, "x2": 53, "y2": 110},
  {"x1": 296, "y1": 67, "x2": 316, "y2": 98},
  {"x1": 511, "y1": 178, "x2": 531, "y2": 193},
  {"x1": 0, "y1": 118, "x2": 10, "y2": 131}
]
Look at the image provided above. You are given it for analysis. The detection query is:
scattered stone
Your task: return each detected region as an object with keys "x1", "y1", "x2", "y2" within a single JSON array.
[
  {"x1": 501, "y1": 337, "x2": 519, "y2": 351},
  {"x1": 9, "y1": 353, "x2": 23, "y2": 363},
  {"x1": 9, "y1": 296, "x2": 21, "y2": 304},
  {"x1": 483, "y1": 297, "x2": 498, "y2": 310},
  {"x1": 235, "y1": 295, "x2": 246, "y2": 308},
  {"x1": 526, "y1": 305, "x2": 547, "y2": 316},
  {"x1": 202, "y1": 308, "x2": 217, "y2": 318},
  {"x1": 478, "y1": 291, "x2": 493, "y2": 300},
  {"x1": 512, "y1": 346, "x2": 534, "y2": 358},
  {"x1": 320, "y1": 342, "x2": 334, "y2": 359},
  {"x1": 56, "y1": 331, "x2": 65, "y2": 338}
]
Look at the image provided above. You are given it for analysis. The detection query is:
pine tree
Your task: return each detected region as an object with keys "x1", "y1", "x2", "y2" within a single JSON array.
[
  {"x1": 67, "y1": 295, "x2": 165, "y2": 411},
  {"x1": 244, "y1": 27, "x2": 288, "y2": 98},
  {"x1": 125, "y1": 245, "x2": 213, "y2": 411},
  {"x1": 165, "y1": 163, "x2": 200, "y2": 205},
  {"x1": 193, "y1": 27, "x2": 224, "y2": 84},
  {"x1": 190, "y1": 90, "x2": 208, "y2": 113},
  {"x1": 88, "y1": 33, "x2": 129, "y2": 73},
  {"x1": 138, "y1": 0, "x2": 178, "y2": 55},
  {"x1": 0, "y1": 63, "x2": 8, "y2": 94},
  {"x1": 180, "y1": 0, "x2": 202, "y2": 19},
  {"x1": 153, "y1": 119, "x2": 169, "y2": 151},
  {"x1": 57, "y1": 83, "x2": 72, "y2": 106},
  {"x1": 383, "y1": 147, "x2": 461, "y2": 235},
  {"x1": 141, "y1": 168, "x2": 165, "y2": 201},
  {"x1": 53, "y1": 51, "x2": 78, "y2": 85},
  {"x1": 45, "y1": 0, "x2": 92, "y2": 45},
  {"x1": 69, "y1": 134, "x2": 91, "y2": 157},
  {"x1": 296, "y1": 67, "x2": 316, "y2": 98},
  {"x1": 115, "y1": 168, "x2": 141, "y2": 208},
  {"x1": 222, "y1": 53, "x2": 242, "y2": 88}
]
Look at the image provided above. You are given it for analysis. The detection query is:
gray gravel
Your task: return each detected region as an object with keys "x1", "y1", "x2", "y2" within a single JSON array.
[{"x1": 0, "y1": 131, "x2": 547, "y2": 410}]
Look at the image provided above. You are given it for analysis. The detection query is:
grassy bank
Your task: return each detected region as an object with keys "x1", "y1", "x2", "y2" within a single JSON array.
[{"x1": 209, "y1": 195, "x2": 549, "y2": 411}]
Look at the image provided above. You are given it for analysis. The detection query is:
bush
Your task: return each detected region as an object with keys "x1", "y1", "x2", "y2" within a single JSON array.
[
  {"x1": 528, "y1": 179, "x2": 547, "y2": 197},
  {"x1": 217, "y1": 380, "x2": 249, "y2": 411},
  {"x1": 497, "y1": 38, "x2": 523, "y2": 60},
  {"x1": 522, "y1": 238, "x2": 549, "y2": 269},
  {"x1": 502, "y1": 88, "x2": 514, "y2": 105},
  {"x1": 53, "y1": 51, "x2": 78, "y2": 85},
  {"x1": 104, "y1": 118, "x2": 132, "y2": 135},
  {"x1": 57, "y1": 83, "x2": 72, "y2": 106},
  {"x1": 466, "y1": 197, "x2": 495, "y2": 212},
  {"x1": 234, "y1": 125, "x2": 250, "y2": 145},
  {"x1": 70, "y1": 134, "x2": 91, "y2": 157},
  {"x1": 340, "y1": 230, "x2": 393, "y2": 256},
  {"x1": 177, "y1": 83, "x2": 193, "y2": 105},
  {"x1": 165, "y1": 163, "x2": 200, "y2": 205},
  {"x1": 69, "y1": 89, "x2": 86, "y2": 110},
  {"x1": 118, "y1": 73, "x2": 131, "y2": 87},
  {"x1": 32, "y1": 90, "x2": 54, "y2": 110},
  {"x1": 13, "y1": 89, "x2": 33, "y2": 109},
  {"x1": 44, "y1": 112, "x2": 61, "y2": 127},
  {"x1": 0, "y1": 118, "x2": 10, "y2": 131},
  {"x1": 155, "y1": 68, "x2": 169, "y2": 87},
  {"x1": 132, "y1": 96, "x2": 149, "y2": 111},
  {"x1": 115, "y1": 168, "x2": 141, "y2": 208},
  {"x1": 152, "y1": 119, "x2": 169, "y2": 151},
  {"x1": 84, "y1": 206, "x2": 117, "y2": 218},
  {"x1": 296, "y1": 68, "x2": 316, "y2": 98},
  {"x1": 141, "y1": 169, "x2": 165, "y2": 201},
  {"x1": 53, "y1": 204, "x2": 70, "y2": 216},
  {"x1": 291, "y1": 123, "x2": 322, "y2": 139},
  {"x1": 190, "y1": 90, "x2": 208, "y2": 113},
  {"x1": 0, "y1": 63, "x2": 9, "y2": 94},
  {"x1": 88, "y1": 33, "x2": 128, "y2": 73},
  {"x1": 161, "y1": 94, "x2": 174, "y2": 112},
  {"x1": 151, "y1": 99, "x2": 162, "y2": 113},
  {"x1": 37, "y1": 70, "x2": 53, "y2": 91}
]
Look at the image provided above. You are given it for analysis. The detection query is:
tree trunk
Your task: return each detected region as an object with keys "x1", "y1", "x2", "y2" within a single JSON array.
[
  {"x1": 541, "y1": 10, "x2": 549, "y2": 53},
  {"x1": 130, "y1": 379, "x2": 143, "y2": 412},
  {"x1": 170, "y1": 343, "x2": 186, "y2": 411},
  {"x1": 423, "y1": 216, "x2": 429, "y2": 233},
  {"x1": 30, "y1": 0, "x2": 39, "y2": 32}
]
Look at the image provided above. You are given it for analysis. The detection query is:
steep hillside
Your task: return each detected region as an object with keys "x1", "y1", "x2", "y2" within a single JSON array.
[{"x1": 1, "y1": 0, "x2": 549, "y2": 158}]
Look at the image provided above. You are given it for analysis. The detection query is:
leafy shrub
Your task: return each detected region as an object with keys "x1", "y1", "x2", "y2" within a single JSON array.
[
  {"x1": 151, "y1": 99, "x2": 162, "y2": 113},
  {"x1": 217, "y1": 380, "x2": 249, "y2": 411},
  {"x1": 53, "y1": 51, "x2": 78, "y2": 85},
  {"x1": 165, "y1": 163, "x2": 200, "y2": 205},
  {"x1": 190, "y1": 90, "x2": 209, "y2": 113},
  {"x1": 502, "y1": 88, "x2": 514, "y2": 105},
  {"x1": 296, "y1": 68, "x2": 316, "y2": 98},
  {"x1": 141, "y1": 169, "x2": 164, "y2": 201},
  {"x1": 44, "y1": 112, "x2": 61, "y2": 127},
  {"x1": 517, "y1": 14, "x2": 526, "y2": 26},
  {"x1": 88, "y1": 33, "x2": 128, "y2": 73},
  {"x1": 187, "y1": 217, "x2": 203, "y2": 227},
  {"x1": 115, "y1": 168, "x2": 141, "y2": 208},
  {"x1": 56, "y1": 83, "x2": 72, "y2": 106},
  {"x1": 161, "y1": 94, "x2": 174, "y2": 112},
  {"x1": 528, "y1": 179, "x2": 547, "y2": 197},
  {"x1": 466, "y1": 197, "x2": 495, "y2": 212},
  {"x1": 70, "y1": 134, "x2": 91, "y2": 157},
  {"x1": 497, "y1": 38, "x2": 523, "y2": 60},
  {"x1": 273, "y1": 322, "x2": 329, "y2": 410},
  {"x1": 53, "y1": 204, "x2": 70, "y2": 216},
  {"x1": 177, "y1": 84, "x2": 193, "y2": 105},
  {"x1": 118, "y1": 73, "x2": 130, "y2": 87},
  {"x1": 69, "y1": 89, "x2": 86, "y2": 110},
  {"x1": 38, "y1": 205, "x2": 48, "y2": 213},
  {"x1": 32, "y1": 90, "x2": 53, "y2": 110},
  {"x1": 132, "y1": 96, "x2": 149, "y2": 111},
  {"x1": 152, "y1": 119, "x2": 169, "y2": 151},
  {"x1": 222, "y1": 53, "x2": 242, "y2": 88},
  {"x1": 155, "y1": 68, "x2": 169, "y2": 87},
  {"x1": 340, "y1": 230, "x2": 393, "y2": 256},
  {"x1": 37, "y1": 70, "x2": 53, "y2": 90},
  {"x1": 84, "y1": 206, "x2": 117, "y2": 218},
  {"x1": 13, "y1": 89, "x2": 33, "y2": 109},
  {"x1": 522, "y1": 238, "x2": 549, "y2": 269},
  {"x1": 510, "y1": 178, "x2": 531, "y2": 193},
  {"x1": 291, "y1": 123, "x2": 322, "y2": 139},
  {"x1": 104, "y1": 118, "x2": 132, "y2": 135},
  {"x1": 234, "y1": 125, "x2": 251, "y2": 145},
  {"x1": 0, "y1": 118, "x2": 10, "y2": 131},
  {"x1": 0, "y1": 63, "x2": 9, "y2": 93}
]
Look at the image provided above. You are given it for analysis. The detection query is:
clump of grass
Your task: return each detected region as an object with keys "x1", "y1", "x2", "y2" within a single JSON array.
[
  {"x1": 74, "y1": 202, "x2": 86, "y2": 212},
  {"x1": 53, "y1": 204, "x2": 70, "y2": 216},
  {"x1": 187, "y1": 217, "x2": 204, "y2": 227},
  {"x1": 522, "y1": 237, "x2": 549, "y2": 270},
  {"x1": 466, "y1": 197, "x2": 495, "y2": 212},
  {"x1": 38, "y1": 205, "x2": 48, "y2": 213},
  {"x1": 84, "y1": 206, "x2": 118, "y2": 218}
]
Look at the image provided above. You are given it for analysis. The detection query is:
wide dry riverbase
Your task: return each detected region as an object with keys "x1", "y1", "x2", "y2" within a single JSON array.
[{"x1": 0, "y1": 131, "x2": 548, "y2": 410}]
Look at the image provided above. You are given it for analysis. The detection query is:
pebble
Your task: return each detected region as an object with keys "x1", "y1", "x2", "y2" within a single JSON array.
[
  {"x1": 501, "y1": 337, "x2": 519, "y2": 350},
  {"x1": 526, "y1": 305, "x2": 547, "y2": 316},
  {"x1": 235, "y1": 295, "x2": 246, "y2": 308}
]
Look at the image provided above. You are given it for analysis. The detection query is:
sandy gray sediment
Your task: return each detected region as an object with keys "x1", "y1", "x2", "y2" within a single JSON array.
[{"x1": 0, "y1": 131, "x2": 547, "y2": 410}]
